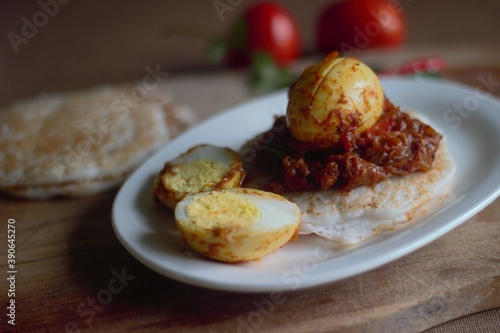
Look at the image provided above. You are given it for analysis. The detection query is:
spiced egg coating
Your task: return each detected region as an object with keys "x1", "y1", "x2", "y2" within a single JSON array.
[
  {"x1": 175, "y1": 188, "x2": 300, "y2": 263},
  {"x1": 153, "y1": 144, "x2": 245, "y2": 210},
  {"x1": 286, "y1": 53, "x2": 384, "y2": 147}
]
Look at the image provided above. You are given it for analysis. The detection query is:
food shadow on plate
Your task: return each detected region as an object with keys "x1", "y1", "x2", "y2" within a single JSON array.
[
  {"x1": 128, "y1": 164, "x2": 461, "y2": 271},
  {"x1": 128, "y1": 171, "x2": 421, "y2": 269},
  {"x1": 134, "y1": 173, "x2": 175, "y2": 230},
  {"x1": 132, "y1": 171, "x2": 199, "y2": 258}
]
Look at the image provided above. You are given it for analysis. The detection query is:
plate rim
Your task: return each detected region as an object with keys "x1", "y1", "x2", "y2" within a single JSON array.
[{"x1": 112, "y1": 76, "x2": 500, "y2": 292}]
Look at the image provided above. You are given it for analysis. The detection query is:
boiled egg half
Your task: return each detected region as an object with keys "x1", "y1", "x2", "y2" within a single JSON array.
[
  {"x1": 153, "y1": 144, "x2": 245, "y2": 210},
  {"x1": 175, "y1": 188, "x2": 300, "y2": 263}
]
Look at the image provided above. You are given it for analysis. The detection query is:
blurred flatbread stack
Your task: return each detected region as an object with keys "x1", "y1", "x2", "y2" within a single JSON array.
[{"x1": 0, "y1": 84, "x2": 196, "y2": 199}]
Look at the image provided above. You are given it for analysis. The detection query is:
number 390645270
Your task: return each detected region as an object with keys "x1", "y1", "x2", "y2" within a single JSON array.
[{"x1": 7, "y1": 219, "x2": 16, "y2": 267}]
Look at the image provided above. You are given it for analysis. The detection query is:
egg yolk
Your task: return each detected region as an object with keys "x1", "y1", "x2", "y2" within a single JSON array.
[
  {"x1": 163, "y1": 159, "x2": 227, "y2": 192},
  {"x1": 185, "y1": 190, "x2": 260, "y2": 229}
]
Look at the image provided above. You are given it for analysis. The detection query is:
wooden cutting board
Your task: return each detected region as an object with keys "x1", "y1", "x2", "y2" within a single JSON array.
[
  {"x1": 1, "y1": 64, "x2": 500, "y2": 333},
  {"x1": 1, "y1": 191, "x2": 498, "y2": 333}
]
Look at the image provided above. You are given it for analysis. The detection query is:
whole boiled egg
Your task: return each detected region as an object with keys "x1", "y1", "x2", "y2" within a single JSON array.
[
  {"x1": 175, "y1": 188, "x2": 300, "y2": 263},
  {"x1": 286, "y1": 53, "x2": 384, "y2": 147},
  {"x1": 153, "y1": 145, "x2": 245, "y2": 210}
]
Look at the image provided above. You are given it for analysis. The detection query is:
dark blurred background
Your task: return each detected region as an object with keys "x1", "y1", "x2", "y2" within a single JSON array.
[{"x1": 1, "y1": 0, "x2": 499, "y2": 105}]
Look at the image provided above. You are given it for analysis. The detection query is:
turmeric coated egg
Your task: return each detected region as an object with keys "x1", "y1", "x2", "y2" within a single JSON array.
[
  {"x1": 286, "y1": 53, "x2": 384, "y2": 147},
  {"x1": 175, "y1": 188, "x2": 300, "y2": 263},
  {"x1": 153, "y1": 145, "x2": 245, "y2": 210}
]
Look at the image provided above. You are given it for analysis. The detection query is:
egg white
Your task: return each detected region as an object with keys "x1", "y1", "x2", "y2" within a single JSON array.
[{"x1": 175, "y1": 188, "x2": 301, "y2": 263}]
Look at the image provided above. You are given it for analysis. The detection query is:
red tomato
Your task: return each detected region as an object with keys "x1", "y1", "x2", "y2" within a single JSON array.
[
  {"x1": 226, "y1": 2, "x2": 301, "y2": 67},
  {"x1": 316, "y1": 0, "x2": 406, "y2": 54}
]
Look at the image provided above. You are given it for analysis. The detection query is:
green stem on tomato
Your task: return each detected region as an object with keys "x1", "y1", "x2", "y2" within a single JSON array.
[{"x1": 250, "y1": 52, "x2": 299, "y2": 93}]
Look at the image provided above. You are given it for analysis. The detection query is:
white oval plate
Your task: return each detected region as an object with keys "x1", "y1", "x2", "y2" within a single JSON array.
[{"x1": 112, "y1": 77, "x2": 500, "y2": 292}]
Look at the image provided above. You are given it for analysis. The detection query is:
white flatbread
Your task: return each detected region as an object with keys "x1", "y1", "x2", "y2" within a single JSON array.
[
  {"x1": 243, "y1": 114, "x2": 456, "y2": 244},
  {"x1": 0, "y1": 84, "x2": 195, "y2": 199},
  {"x1": 283, "y1": 139, "x2": 455, "y2": 244}
]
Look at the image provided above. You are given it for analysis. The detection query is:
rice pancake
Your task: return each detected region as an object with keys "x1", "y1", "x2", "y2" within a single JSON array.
[
  {"x1": 282, "y1": 139, "x2": 455, "y2": 244},
  {"x1": 0, "y1": 84, "x2": 195, "y2": 199},
  {"x1": 243, "y1": 114, "x2": 456, "y2": 244}
]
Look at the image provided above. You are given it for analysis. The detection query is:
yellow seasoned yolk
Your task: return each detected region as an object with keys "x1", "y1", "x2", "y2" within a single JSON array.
[
  {"x1": 185, "y1": 190, "x2": 260, "y2": 229},
  {"x1": 163, "y1": 159, "x2": 227, "y2": 192}
]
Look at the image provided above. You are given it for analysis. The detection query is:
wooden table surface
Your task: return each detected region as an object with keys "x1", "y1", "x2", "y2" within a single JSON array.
[{"x1": 1, "y1": 47, "x2": 500, "y2": 333}]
